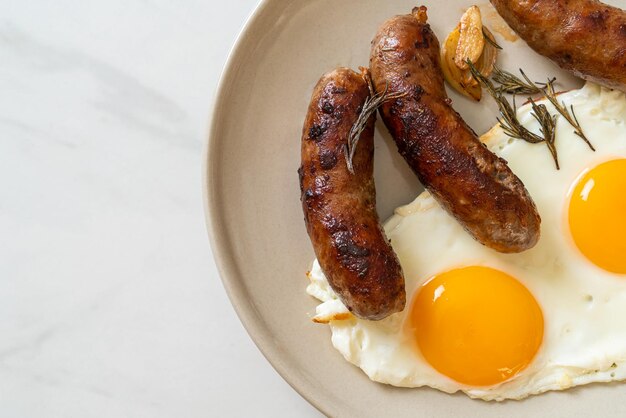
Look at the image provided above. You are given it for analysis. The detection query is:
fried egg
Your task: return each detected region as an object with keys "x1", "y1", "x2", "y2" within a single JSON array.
[{"x1": 306, "y1": 82, "x2": 626, "y2": 400}]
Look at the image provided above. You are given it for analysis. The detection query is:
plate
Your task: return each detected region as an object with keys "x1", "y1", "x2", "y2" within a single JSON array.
[{"x1": 204, "y1": 0, "x2": 626, "y2": 416}]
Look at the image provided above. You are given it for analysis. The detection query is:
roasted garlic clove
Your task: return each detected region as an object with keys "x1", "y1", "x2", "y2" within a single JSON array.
[
  {"x1": 441, "y1": 6, "x2": 499, "y2": 101},
  {"x1": 478, "y1": 27, "x2": 498, "y2": 78},
  {"x1": 441, "y1": 26, "x2": 482, "y2": 101},
  {"x1": 454, "y1": 6, "x2": 484, "y2": 71}
]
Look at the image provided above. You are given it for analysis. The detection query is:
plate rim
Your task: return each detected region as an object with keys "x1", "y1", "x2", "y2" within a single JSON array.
[
  {"x1": 202, "y1": 0, "x2": 328, "y2": 415},
  {"x1": 203, "y1": 1, "x2": 620, "y2": 415}
]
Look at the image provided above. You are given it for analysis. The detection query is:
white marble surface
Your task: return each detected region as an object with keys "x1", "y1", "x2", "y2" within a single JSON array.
[{"x1": 0, "y1": 1, "x2": 321, "y2": 416}]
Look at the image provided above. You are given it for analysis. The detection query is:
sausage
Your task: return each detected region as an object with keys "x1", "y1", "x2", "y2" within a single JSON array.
[
  {"x1": 369, "y1": 7, "x2": 541, "y2": 253},
  {"x1": 490, "y1": 0, "x2": 626, "y2": 92},
  {"x1": 299, "y1": 67, "x2": 405, "y2": 320}
]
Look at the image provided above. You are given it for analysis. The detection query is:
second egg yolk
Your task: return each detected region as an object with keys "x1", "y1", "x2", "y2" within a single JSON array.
[
  {"x1": 569, "y1": 159, "x2": 626, "y2": 274},
  {"x1": 409, "y1": 266, "x2": 544, "y2": 386}
]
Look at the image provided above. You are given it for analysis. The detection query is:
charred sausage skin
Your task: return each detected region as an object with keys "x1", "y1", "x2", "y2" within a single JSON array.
[
  {"x1": 490, "y1": 0, "x2": 626, "y2": 92},
  {"x1": 370, "y1": 7, "x2": 541, "y2": 253},
  {"x1": 299, "y1": 67, "x2": 405, "y2": 320}
]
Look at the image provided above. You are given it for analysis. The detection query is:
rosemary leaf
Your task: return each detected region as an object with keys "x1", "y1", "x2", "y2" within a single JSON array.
[
  {"x1": 482, "y1": 27, "x2": 503, "y2": 50},
  {"x1": 529, "y1": 98, "x2": 560, "y2": 169}
]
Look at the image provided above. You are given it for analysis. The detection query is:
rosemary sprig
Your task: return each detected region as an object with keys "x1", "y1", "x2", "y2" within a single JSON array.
[
  {"x1": 482, "y1": 27, "x2": 502, "y2": 50},
  {"x1": 492, "y1": 67, "x2": 549, "y2": 95},
  {"x1": 468, "y1": 60, "x2": 560, "y2": 169},
  {"x1": 529, "y1": 98, "x2": 559, "y2": 169},
  {"x1": 345, "y1": 83, "x2": 405, "y2": 173},
  {"x1": 544, "y1": 79, "x2": 595, "y2": 151},
  {"x1": 491, "y1": 67, "x2": 594, "y2": 152}
]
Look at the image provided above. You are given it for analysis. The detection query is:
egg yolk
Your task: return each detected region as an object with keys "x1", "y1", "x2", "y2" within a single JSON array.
[
  {"x1": 409, "y1": 266, "x2": 543, "y2": 386},
  {"x1": 569, "y1": 159, "x2": 626, "y2": 274}
]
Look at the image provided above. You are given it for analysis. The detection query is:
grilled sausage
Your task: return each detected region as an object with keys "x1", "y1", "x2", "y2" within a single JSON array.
[
  {"x1": 490, "y1": 0, "x2": 626, "y2": 92},
  {"x1": 370, "y1": 7, "x2": 541, "y2": 253},
  {"x1": 299, "y1": 67, "x2": 405, "y2": 320}
]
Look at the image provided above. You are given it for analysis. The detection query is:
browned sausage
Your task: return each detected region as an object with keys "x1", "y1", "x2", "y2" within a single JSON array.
[
  {"x1": 370, "y1": 7, "x2": 541, "y2": 253},
  {"x1": 490, "y1": 0, "x2": 626, "y2": 92},
  {"x1": 299, "y1": 67, "x2": 405, "y2": 320}
]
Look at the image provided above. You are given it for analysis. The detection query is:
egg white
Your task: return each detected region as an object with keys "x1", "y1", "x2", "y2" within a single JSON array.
[{"x1": 306, "y1": 83, "x2": 626, "y2": 400}]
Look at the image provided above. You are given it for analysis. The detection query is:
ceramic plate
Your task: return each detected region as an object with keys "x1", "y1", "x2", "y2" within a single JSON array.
[{"x1": 204, "y1": 0, "x2": 626, "y2": 416}]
